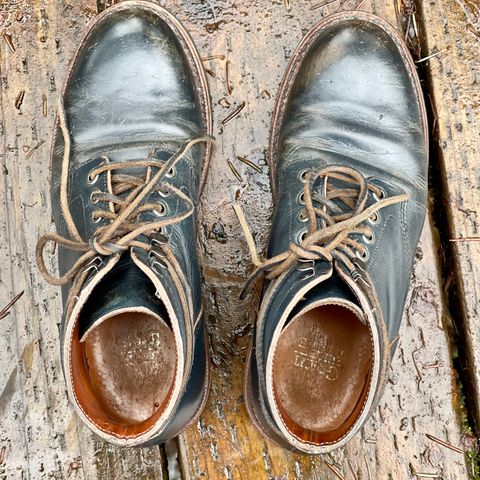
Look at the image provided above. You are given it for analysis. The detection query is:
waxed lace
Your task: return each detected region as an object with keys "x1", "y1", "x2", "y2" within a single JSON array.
[
  {"x1": 36, "y1": 99, "x2": 213, "y2": 287},
  {"x1": 234, "y1": 165, "x2": 409, "y2": 296}
]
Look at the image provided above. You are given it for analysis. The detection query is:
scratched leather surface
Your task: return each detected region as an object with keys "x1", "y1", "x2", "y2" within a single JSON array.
[
  {"x1": 48, "y1": 5, "x2": 208, "y2": 444},
  {"x1": 249, "y1": 16, "x2": 428, "y2": 451}
]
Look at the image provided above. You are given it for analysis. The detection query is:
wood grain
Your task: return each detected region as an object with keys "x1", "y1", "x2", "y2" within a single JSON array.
[
  {"x1": 0, "y1": 0, "x2": 473, "y2": 478},
  {"x1": 415, "y1": 0, "x2": 480, "y2": 430}
]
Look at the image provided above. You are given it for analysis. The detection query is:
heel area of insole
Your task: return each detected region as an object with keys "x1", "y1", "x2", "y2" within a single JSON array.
[
  {"x1": 83, "y1": 312, "x2": 177, "y2": 425},
  {"x1": 272, "y1": 305, "x2": 372, "y2": 444}
]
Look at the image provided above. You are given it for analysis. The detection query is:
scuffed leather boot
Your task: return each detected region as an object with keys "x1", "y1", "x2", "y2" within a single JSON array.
[
  {"x1": 36, "y1": 1, "x2": 212, "y2": 446},
  {"x1": 239, "y1": 12, "x2": 428, "y2": 453}
]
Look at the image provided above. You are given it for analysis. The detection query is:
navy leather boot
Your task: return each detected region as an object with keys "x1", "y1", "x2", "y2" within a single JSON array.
[
  {"x1": 36, "y1": 1, "x2": 212, "y2": 446},
  {"x1": 241, "y1": 12, "x2": 428, "y2": 453}
]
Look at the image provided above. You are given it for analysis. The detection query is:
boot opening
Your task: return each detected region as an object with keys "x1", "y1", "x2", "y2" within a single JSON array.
[
  {"x1": 272, "y1": 304, "x2": 373, "y2": 445},
  {"x1": 68, "y1": 254, "x2": 178, "y2": 439}
]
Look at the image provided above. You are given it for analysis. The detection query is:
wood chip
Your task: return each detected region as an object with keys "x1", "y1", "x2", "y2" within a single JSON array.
[
  {"x1": 201, "y1": 54, "x2": 226, "y2": 61},
  {"x1": 15, "y1": 90, "x2": 25, "y2": 110},
  {"x1": 236, "y1": 156, "x2": 262, "y2": 173},
  {"x1": 227, "y1": 160, "x2": 242, "y2": 182},
  {"x1": 25, "y1": 140, "x2": 45, "y2": 160},
  {"x1": 325, "y1": 461, "x2": 345, "y2": 480},
  {"x1": 42, "y1": 94, "x2": 48, "y2": 117},
  {"x1": 412, "y1": 471, "x2": 442, "y2": 479},
  {"x1": 310, "y1": 0, "x2": 336, "y2": 10},
  {"x1": 415, "y1": 51, "x2": 442, "y2": 63},
  {"x1": 450, "y1": 237, "x2": 480, "y2": 242},
  {"x1": 221, "y1": 101, "x2": 246, "y2": 126},
  {"x1": 467, "y1": 24, "x2": 480, "y2": 39},
  {"x1": 225, "y1": 59, "x2": 233, "y2": 95},
  {"x1": 426, "y1": 433, "x2": 463, "y2": 454},
  {"x1": 2, "y1": 32, "x2": 15, "y2": 53},
  {"x1": 0, "y1": 291, "x2": 25, "y2": 320}
]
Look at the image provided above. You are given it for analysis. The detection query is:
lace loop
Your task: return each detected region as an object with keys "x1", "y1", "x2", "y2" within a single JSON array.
[
  {"x1": 36, "y1": 99, "x2": 213, "y2": 286},
  {"x1": 234, "y1": 165, "x2": 409, "y2": 297}
]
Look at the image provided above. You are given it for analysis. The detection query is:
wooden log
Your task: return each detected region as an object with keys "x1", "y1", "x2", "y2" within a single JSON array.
[
  {"x1": 415, "y1": 0, "x2": 480, "y2": 430},
  {"x1": 0, "y1": 1, "x2": 165, "y2": 478}
]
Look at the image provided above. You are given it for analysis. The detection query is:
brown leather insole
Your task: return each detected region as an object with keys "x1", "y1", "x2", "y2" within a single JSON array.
[
  {"x1": 83, "y1": 312, "x2": 176, "y2": 425},
  {"x1": 272, "y1": 305, "x2": 372, "y2": 444}
]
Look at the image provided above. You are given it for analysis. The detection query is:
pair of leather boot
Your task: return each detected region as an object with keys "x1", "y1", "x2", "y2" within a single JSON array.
[{"x1": 36, "y1": 1, "x2": 427, "y2": 453}]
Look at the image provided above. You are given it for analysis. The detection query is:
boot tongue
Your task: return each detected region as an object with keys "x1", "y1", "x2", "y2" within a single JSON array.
[
  {"x1": 78, "y1": 252, "x2": 169, "y2": 342},
  {"x1": 288, "y1": 272, "x2": 363, "y2": 325}
]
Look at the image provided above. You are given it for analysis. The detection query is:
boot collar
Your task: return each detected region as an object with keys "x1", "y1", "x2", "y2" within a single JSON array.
[
  {"x1": 255, "y1": 259, "x2": 390, "y2": 453},
  {"x1": 61, "y1": 244, "x2": 195, "y2": 446}
]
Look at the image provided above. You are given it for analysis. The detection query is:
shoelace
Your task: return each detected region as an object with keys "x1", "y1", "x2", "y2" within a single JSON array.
[
  {"x1": 234, "y1": 165, "x2": 409, "y2": 296},
  {"x1": 36, "y1": 99, "x2": 213, "y2": 287}
]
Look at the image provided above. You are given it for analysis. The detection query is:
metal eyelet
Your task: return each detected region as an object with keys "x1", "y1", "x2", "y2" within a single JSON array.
[
  {"x1": 363, "y1": 229, "x2": 375, "y2": 244},
  {"x1": 91, "y1": 212, "x2": 101, "y2": 224},
  {"x1": 149, "y1": 250, "x2": 166, "y2": 261},
  {"x1": 166, "y1": 167, "x2": 176, "y2": 178},
  {"x1": 297, "y1": 209, "x2": 308, "y2": 223},
  {"x1": 297, "y1": 228, "x2": 308, "y2": 243},
  {"x1": 149, "y1": 250, "x2": 168, "y2": 273},
  {"x1": 159, "y1": 188, "x2": 172, "y2": 198},
  {"x1": 87, "y1": 172, "x2": 99, "y2": 185},
  {"x1": 368, "y1": 212, "x2": 380, "y2": 225},
  {"x1": 298, "y1": 169, "x2": 309, "y2": 183},
  {"x1": 90, "y1": 189, "x2": 101, "y2": 204},
  {"x1": 154, "y1": 202, "x2": 167, "y2": 217},
  {"x1": 150, "y1": 232, "x2": 168, "y2": 247},
  {"x1": 373, "y1": 186, "x2": 386, "y2": 200},
  {"x1": 297, "y1": 191, "x2": 306, "y2": 205},
  {"x1": 297, "y1": 258, "x2": 315, "y2": 279},
  {"x1": 151, "y1": 260, "x2": 168, "y2": 273},
  {"x1": 82, "y1": 255, "x2": 103, "y2": 275},
  {"x1": 356, "y1": 248, "x2": 370, "y2": 261}
]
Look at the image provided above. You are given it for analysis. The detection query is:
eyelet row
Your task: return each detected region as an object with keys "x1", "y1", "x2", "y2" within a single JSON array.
[{"x1": 296, "y1": 171, "x2": 308, "y2": 242}]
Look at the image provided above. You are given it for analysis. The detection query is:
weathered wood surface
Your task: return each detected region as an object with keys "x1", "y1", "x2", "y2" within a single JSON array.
[
  {"x1": 0, "y1": 0, "x2": 474, "y2": 479},
  {"x1": 415, "y1": 0, "x2": 480, "y2": 431}
]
